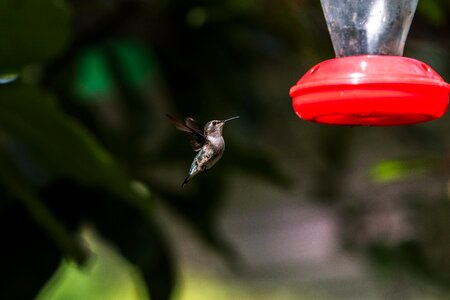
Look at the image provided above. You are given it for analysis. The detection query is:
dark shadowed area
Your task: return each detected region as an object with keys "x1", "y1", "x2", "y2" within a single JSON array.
[{"x1": 0, "y1": 0, "x2": 449, "y2": 299}]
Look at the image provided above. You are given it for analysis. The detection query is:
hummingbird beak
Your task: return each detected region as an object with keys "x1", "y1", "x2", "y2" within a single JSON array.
[{"x1": 223, "y1": 116, "x2": 240, "y2": 123}]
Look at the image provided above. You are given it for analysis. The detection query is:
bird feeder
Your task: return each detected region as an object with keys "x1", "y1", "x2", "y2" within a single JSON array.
[{"x1": 290, "y1": 0, "x2": 450, "y2": 126}]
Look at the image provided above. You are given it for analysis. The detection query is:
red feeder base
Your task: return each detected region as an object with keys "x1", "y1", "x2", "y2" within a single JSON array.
[{"x1": 290, "y1": 56, "x2": 450, "y2": 126}]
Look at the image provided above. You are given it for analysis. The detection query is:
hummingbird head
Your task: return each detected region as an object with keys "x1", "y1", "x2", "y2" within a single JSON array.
[{"x1": 204, "y1": 116, "x2": 239, "y2": 137}]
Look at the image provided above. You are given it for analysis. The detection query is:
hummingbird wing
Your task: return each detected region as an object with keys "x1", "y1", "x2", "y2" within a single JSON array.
[
  {"x1": 166, "y1": 114, "x2": 206, "y2": 151},
  {"x1": 184, "y1": 117, "x2": 206, "y2": 151}
]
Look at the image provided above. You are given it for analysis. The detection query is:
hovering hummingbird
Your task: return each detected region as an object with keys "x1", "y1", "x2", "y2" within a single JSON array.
[{"x1": 166, "y1": 114, "x2": 240, "y2": 187}]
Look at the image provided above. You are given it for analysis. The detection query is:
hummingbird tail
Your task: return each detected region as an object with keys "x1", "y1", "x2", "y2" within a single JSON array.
[{"x1": 182, "y1": 175, "x2": 191, "y2": 187}]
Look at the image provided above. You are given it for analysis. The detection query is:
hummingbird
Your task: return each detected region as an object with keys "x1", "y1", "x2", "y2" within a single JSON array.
[{"x1": 166, "y1": 114, "x2": 240, "y2": 187}]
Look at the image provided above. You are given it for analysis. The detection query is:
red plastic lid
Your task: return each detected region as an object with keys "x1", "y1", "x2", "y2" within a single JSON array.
[{"x1": 290, "y1": 55, "x2": 450, "y2": 126}]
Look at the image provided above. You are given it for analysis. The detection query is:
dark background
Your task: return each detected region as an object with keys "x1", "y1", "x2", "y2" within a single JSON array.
[{"x1": 0, "y1": 0, "x2": 449, "y2": 299}]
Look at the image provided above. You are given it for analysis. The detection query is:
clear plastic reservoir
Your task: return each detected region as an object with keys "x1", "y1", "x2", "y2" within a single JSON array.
[{"x1": 320, "y1": 0, "x2": 418, "y2": 57}]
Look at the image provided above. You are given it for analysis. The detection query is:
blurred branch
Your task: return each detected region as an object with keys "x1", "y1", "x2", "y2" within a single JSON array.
[
  {"x1": 0, "y1": 81, "x2": 151, "y2": 214},
  {"x1": 0, "y1": 147, "x2": 87, "y2": 264}
]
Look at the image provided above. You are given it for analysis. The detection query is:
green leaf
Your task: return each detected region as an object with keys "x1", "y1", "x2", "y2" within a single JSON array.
[
  {"x1": 370, "y1": 156, "x2": 440, "y2": 183},
  {"x1": 94, "y1": 202, "x2": 175, "y2": 300},
  {"x1": 0, "y1": 82, "x2": 148, "y2": 209},
  {"x1": 0, "y1": 0, "x2": 71, "y2": 68},
  {"x1": 37, "y1": 230, "x2": 151, "y2": 300},
  {"x1": 39, "y1": 181, "x2": 175, "y2": 300}
]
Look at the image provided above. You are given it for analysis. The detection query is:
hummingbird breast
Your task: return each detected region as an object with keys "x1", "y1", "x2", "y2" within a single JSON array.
[
  {"x1": 207, "y1": 135, "x2": 225, "y2": 148},
  {"x1": 202, "y1": 137, "x2": 225, "y2": 170}
]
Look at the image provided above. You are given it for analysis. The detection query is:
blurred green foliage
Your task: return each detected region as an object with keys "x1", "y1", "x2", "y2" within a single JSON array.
[
  {"x1": 0, "y1": 0, "x2": 449, "y2": 299},
  {"x1": 0, "y1": 0, "x2": 70, "y2": 69},
  {"x1": 75, "y1": 41, "x2": 156, "y2": 101},
  {"x1": 37, "y1": 229, "x2": 150, "y2": 300},
  {"x1": 370, "y1": 156, "x2": 440, "y2": 182}
]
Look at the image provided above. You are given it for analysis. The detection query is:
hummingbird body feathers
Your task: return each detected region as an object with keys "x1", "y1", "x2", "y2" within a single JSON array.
[
  {"x1": 166, "y1": 114, "x2": 239, "y2": 187},
  {"x1": 183, "y1": 139, "x2": 224, "y2": 186}
]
